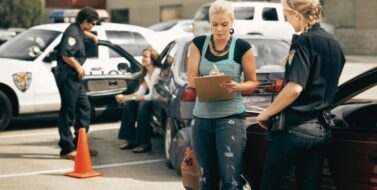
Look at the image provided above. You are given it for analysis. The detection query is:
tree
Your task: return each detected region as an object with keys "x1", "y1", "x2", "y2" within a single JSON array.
[{"x1": 0, "y1": 0, "x2": 43, "y2": 28}]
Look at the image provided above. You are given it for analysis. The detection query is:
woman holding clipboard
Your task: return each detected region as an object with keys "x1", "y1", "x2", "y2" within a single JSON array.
[{"x1": 187, "y1": 0, "x2": 258, "y2": 189}]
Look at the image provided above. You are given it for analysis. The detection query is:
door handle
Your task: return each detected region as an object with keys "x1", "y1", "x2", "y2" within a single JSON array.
[
  {"x1": 91, "y1": 67, "x2": 103, "y2": 71},
  {"x1": 367, "y1": 151, "x2": 377, "y2": 163}
]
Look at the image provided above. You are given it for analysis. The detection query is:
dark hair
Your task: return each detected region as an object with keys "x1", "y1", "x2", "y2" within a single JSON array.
[{"x1": 76, "y1": 7, "x2": 99, "y2": 24}]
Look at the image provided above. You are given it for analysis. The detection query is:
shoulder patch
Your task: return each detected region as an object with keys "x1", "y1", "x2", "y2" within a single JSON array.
[
  {"x1": 68, "y1": 37, "x2": 76, "y2": 46},
  {"x1": 288, "y1": 50, "x2": 296, "y2": 65}
]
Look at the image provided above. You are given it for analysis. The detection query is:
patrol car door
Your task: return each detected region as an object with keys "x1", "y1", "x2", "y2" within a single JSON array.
[{"x1": 83, "y1": 40, "x2": 142, "y2": 97}]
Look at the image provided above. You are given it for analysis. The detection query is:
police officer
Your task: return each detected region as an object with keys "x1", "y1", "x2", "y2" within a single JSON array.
[
  {"x1": 56, "y1": 7, "x2": 99, "y2": 159},
  {"x1": 256, "y1": 0, "x2": 345, "y2": 189}
]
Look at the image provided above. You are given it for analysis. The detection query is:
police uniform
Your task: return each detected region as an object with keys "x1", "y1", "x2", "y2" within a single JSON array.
[
  {"x1": 260, "y1": 23, "x2": 345, "y2": 190},
  {"x1": 56, "y1": 22, "x2": 91, "y2": 156}
]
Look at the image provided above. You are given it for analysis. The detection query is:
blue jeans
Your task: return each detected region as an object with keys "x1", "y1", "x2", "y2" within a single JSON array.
[
  {"x1": 192, "y1": 116, "x2": 246, "y2": 190},
  {"x1": 260, "y1": 121, "x2": 331, "y2": 190}
]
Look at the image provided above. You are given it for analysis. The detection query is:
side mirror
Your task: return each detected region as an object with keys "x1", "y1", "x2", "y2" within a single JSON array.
[
  {"x1": 28, "y1": 46, "x2": 42, "y2": 58},
  {"x1": 117, "y1": 63, "x2": 129, "y2": 73}
]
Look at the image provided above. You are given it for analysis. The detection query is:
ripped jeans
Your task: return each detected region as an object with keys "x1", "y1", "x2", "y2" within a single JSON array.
[
  {"x1": 260, "y1": 121, "x2": 332, "y2": 190},
  {"x1": 192, "y1": 116, "x2": 246, "y2": 190}
]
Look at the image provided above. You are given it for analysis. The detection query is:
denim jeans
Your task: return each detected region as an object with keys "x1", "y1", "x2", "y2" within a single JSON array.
[
  {"x1": 260, "y1": 121, "x2": 331, "y2": 190},
  {"x1": 192, "y1": 116, "x2": 246, "y2": 190}
]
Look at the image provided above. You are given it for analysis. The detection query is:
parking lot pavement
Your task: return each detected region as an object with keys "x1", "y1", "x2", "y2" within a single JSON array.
[{"x1": 0, "y1": 122, "x2": 185, "y2": 190}]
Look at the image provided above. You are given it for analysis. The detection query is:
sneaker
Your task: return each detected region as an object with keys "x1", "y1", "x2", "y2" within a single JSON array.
[
  {"x1": 89, "y1": 149, "x2": 98, "y2": 157},
  {"x1": 60, "y1": 151, "x2": 76, "y2": 160}
]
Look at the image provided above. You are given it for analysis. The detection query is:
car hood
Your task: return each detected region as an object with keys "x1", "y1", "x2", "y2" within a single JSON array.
[
  {"x1": 0, "y1": 58, "x2": 33, "y2": 72},
  {"x1": 333, "y1": 66, "x2": 377, "y2": 106}
]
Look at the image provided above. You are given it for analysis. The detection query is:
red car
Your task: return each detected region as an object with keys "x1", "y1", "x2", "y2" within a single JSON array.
[{"x1": 243, "y1": 67, "x2": 377, "y2": 190}]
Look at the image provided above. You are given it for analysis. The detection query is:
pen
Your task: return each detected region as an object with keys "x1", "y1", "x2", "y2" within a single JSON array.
[{"x1": 212, "y1": 63, "x2": 219, "y2": 72}]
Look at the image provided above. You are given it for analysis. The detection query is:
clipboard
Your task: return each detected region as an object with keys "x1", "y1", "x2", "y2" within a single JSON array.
[{"x1": 194, "y1": 75, "x2": 233, "y2": 102}]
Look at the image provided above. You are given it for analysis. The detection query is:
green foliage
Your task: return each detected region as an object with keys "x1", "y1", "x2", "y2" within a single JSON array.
[{"x1": 0, "y1": 0, "x2": 43, "y2": 28}]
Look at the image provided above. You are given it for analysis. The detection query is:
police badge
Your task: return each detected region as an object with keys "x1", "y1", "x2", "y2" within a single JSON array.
[
  {"x1": 68, "y1": 37, "x2": 76, "y2": 46},
  {"x1": 12, "y1": 72, "x2": 32, "y2": 92}
]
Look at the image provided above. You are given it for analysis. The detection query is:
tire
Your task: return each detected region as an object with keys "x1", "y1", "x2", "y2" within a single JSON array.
[
  {"x1": 164, "y1": 117, "x2": 177, "y2": 169},
  {"x1": 0, "y1": 91, "x2": 12, "y2": 131}
]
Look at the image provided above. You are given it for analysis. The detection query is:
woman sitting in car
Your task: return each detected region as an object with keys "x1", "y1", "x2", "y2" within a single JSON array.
[{"x1": 115, "y1": 48, "x2": 162, "y2": 153}]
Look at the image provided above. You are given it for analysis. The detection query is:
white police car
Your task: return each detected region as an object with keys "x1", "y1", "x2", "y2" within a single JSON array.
[{"x1": 0, "y1": 22, "x2": 163, "y2": 130}]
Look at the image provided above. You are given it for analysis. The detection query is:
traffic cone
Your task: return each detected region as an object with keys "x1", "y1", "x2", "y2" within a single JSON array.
[{"x1": 65, "y1": 128, "x2": 102, "y2": 178}]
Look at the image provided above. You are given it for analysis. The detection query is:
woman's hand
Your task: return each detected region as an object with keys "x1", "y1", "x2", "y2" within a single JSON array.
[
  {"x1": 209, "y1": 69, "x2": 224, "y2": 76},
  {"x1": 115, "y1": 94, "x2": 131, "y2": 104},
  {"x1": 221, "y1": 80, "x2": 239, "y2": 93},
  {"x1": 257, "y1": 111, "x2": 270, "y2": 129}
]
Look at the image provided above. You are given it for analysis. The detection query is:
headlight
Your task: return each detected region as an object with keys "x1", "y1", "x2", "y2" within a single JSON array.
[{"x1": 12, "y1": 72, "x2": 32, "y2": 92}]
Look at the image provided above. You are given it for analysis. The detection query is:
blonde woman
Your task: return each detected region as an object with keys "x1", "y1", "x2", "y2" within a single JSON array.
[
  {"x1": 187, "y1": 0, "x2": 258, "y2": 189},
  {"x1": 257, "y1": 0, "x2": 345, "y2": 189}
]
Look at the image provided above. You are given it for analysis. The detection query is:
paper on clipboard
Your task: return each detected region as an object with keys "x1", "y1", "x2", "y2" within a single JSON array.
[{"x1": 194, "y1": 75, "x2": 233, "y2": 102}]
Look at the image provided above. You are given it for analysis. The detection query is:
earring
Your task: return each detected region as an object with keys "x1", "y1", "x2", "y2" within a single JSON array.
[{"x1": 230, "y1": 28, "x2": 234, "y2": 35}]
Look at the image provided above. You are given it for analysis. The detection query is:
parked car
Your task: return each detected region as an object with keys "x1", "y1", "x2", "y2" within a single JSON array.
[
  {"x1": 155, "y1": 35, "x2": 290, "y2": 175},
  {"x1": 0, "y1": 22, "x2": 162, "y2": 130},
  {"x1": 193, "y1": 1, "x2": 294, "y2": 41},
  {"x1": 149, "y1": 19, "x2": 194, "y2": 47},
  {"x1": 244, "y1": 67, "x2": 377, "y2": 190}
]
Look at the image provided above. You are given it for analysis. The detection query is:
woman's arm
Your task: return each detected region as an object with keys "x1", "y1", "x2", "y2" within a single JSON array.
[
  {"x1": 115, "y1": 82, "x2": 147, "y2": 103},
  {"x1": 257, "y1": 81, "x2": 303, "y2": 128},
  {"x1": 187, "y1": 43, "x2": 201, "y2": 88},
  {"x1": 83, "y1": 31, "x2": 98, "y2": 44}
]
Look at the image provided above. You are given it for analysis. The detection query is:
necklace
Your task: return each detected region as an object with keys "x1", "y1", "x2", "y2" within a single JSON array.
[{"x1": 210, "y1": 35, "x2": 232, "y2": 54}]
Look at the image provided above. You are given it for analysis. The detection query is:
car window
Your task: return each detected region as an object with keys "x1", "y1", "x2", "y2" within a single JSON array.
[
  {"x1": 193, "y1": 6, "x2": 210, "y2": 21},
  {"x1": 262, "y1": 7, "x2": 279, "y2": 21},
  {"x1": 0, "y1": 29, "x2": 60, "y2": 61},
  {"x1": 106, "y1": 31, "x2": 150, "y2": 57},
  {"x1": 244, "y1": 38, "x2": 289, "y2": 69},
  {"x1": 84, "y1": 31, "x2": 98, "y2": 58},
  {"x1": 149, "y1": 21, "x2": 176, "y2": 31},
  {"x1": 194, "y1": 6, "x2": 255, "y2": 21},
  {"x1": 160, "y1": 42, "x2": 178, "y2": 77},
  {"x1": 134, "y1": 33, "x2": 151, "y2": 54},
  {"x1": 181, "y1": 42, "x2": 191, "y2": 77},
  {"x1": 235, "y1": 7, "x2": 255, "y2": 20}
]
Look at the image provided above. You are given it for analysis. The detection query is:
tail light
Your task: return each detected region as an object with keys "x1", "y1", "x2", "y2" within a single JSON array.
[
  {"x1": 181, "y1": 88, "x2": 197, "y2": 101},
  {"x1": 265, "y1": 80, "x2": 284, "y2": 92}
]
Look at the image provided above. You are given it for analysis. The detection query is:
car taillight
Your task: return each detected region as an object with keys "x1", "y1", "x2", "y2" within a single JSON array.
[
  {"x1": 181, "y1": 88, "x2": 197, "y2": 101},
  {"x1": 265, "y1": 80, "x2": 284, "y2": 92}
]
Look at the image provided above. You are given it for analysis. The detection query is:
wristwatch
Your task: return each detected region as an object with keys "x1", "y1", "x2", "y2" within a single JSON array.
[{"x1": 131, "y1": 96, "x2": 136, "y2": 101}]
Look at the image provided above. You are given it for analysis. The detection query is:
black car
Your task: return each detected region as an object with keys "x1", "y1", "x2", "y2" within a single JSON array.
[
  {"x1": 244, "y1": 67, "x2": 377, "y2": 189},
  {"x1": 155, "y1": 35, "x2": 290, "y2": 175}
]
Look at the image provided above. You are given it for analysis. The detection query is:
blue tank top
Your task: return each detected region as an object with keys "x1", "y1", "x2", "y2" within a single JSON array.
[{"x1": 193, "y1": 35, "x2": 245, "y2": 118}]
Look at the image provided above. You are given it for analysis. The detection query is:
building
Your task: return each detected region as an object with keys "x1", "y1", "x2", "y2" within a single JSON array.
[{"x1": 43, "y1": 0, "x2": 377, "y2": 55}]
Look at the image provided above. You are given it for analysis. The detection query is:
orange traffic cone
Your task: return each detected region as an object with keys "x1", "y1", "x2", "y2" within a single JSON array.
[{"x1": 65, "y1": 128, "x2": 102, "y2": 178}]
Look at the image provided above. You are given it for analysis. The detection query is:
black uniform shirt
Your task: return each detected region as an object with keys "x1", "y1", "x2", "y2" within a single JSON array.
[
  {"x1": 193, "y1": 35, "x2": 251, "y2": 65},
  {"x1": 57, "y1": 22, "x2": 86, "y2": 76},
  {"x1": 285, "y1": 23, "x2": 345, "y2": 117}
]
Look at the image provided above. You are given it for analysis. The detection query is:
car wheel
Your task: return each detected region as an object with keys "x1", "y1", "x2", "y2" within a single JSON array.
[
  {"x1": 164, "y1": 117, "x2": 177, "y2": 169},
  {"x1": 0, "y1": 91, "x2": 12, "y2": 131}
]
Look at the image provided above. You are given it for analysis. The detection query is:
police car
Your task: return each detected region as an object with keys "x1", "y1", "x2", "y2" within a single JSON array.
[{"x1": 0, "y1": 22, "x2": 165, "y2": 130}]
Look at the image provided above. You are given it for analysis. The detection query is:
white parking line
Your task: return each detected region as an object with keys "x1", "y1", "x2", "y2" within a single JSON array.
[
  {"x1": 0, "y1": 159, "x2": 164, "y2": 178},
  {"x1": 0, "y1": 125, "x2": 119, "y2": 139}
]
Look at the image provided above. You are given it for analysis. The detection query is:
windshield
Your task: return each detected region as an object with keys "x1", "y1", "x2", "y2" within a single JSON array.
[
  {"x1": 244, "y1": 38, "x2": 289, "y2": 69},
  {"x1": 0, "y1": 29, "x2": 60, "y2": 61},
  {"x1": 194, "y1": 6, "x2": 255, "y2": 21}
]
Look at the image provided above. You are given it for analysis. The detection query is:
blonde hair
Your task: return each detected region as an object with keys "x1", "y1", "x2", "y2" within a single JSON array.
[
  {"x1": 209, "y1": 0, "x2": 235, "y2": 21},
  {"x1": 281, "y1": 0, "x2": 322, "y2": 32}
]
